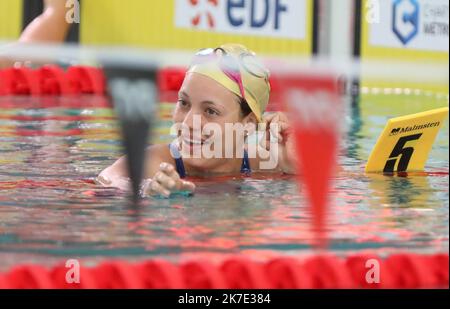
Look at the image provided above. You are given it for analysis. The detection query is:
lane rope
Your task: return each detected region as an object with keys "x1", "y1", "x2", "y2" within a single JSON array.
[{"x1": 1, "y1": 253, "x2": 447, "y2": 289}]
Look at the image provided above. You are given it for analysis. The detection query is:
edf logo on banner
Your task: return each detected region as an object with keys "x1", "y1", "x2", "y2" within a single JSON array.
[
  {"x1": 226, "y1": 0, "x2": 288, "y2": 30},
  {"x1": 175, "y1": 0, "x2": 308, "y2": 40},
  {"x1": 392, "y1": 0, "x2": 420, "y2": 45}
]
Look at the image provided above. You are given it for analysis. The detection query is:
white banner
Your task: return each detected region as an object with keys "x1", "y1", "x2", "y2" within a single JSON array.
[
  {"x1": 174, "y1": 0, "x2": 307, "y2": 40},
  {"x1": 368, "y1": 0, "x2": 448, "y2": 52}
]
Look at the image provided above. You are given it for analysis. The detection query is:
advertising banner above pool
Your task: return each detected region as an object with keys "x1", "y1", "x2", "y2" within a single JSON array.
[
  {"x1": 174, "y1": 0, "x2": 307, "y2": 40},
  {"x1": 81, "y1": 0, "x2": 314, "y2": 56},
  {"x1": 368, "y1": 0, "x2": 448, "y2": 52},
  {"x1": 360, "y1": 0, "x2": 448, "y2": 97},
  {"x1": 361, "y1": 0, "x2": 448, "y2": 60}
]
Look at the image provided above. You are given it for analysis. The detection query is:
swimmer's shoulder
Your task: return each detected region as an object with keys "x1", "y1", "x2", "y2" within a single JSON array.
[{"x1": 144, "y1": 144, "x2": 176, "y2": 178}]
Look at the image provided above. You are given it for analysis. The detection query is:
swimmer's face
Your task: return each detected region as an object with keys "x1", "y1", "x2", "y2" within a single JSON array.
[{"x1": 173, "y1": 72, "x2": 255, "y2": 171}]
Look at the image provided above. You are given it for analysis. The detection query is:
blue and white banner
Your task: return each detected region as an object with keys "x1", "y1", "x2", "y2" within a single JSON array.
[{"x1": 368, "y1": 0, "x2": 448, "y2": 52}]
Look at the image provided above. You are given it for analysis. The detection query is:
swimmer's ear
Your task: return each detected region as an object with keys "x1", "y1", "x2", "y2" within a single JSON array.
[{"x1": 243, "y1": 113, "x2": 258, "y2": 135}]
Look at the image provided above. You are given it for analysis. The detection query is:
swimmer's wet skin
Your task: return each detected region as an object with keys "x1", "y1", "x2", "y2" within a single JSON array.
[
  {"x1": 98, "y1": 44, "x2": 298, "y2": 198},
  {"x1": 140, "y1": 163, "x2": 196, "y2": 198}
]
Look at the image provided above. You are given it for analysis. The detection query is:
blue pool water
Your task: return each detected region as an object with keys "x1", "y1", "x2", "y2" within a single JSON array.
[{"x1": 0, "y1": 94, "x2": 448, "y2": 271}]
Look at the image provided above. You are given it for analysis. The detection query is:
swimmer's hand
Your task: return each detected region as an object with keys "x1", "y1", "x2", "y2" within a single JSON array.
[
  {"x1": 141, "y1": 162, "x2": 196, "y2": 198},
  {"x1": 262, "y1": 112, "x2": 298, "y2": 174}
]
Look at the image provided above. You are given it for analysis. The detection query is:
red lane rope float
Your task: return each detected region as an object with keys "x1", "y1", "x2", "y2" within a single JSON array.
[
  {"x1": 0, "y1": 66, "x2": 105, "y2": 96},
  {"x1": 1, "y1": 65, "x2": 285, "y2": 111},
  {"x1": 0, "y1": 253, "x2": 447, "y2": 289},
  {"x1": 0, "y1": 67, "x2": 41, "y2": 95},
  {"x1": 38, "y1": 65, "x2": 72, "y2": 95},
  {"x1": 66, "y1": 66, "x2": 105, "y2": 95}
]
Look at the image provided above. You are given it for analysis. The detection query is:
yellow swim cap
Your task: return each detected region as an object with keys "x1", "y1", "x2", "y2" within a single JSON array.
[{"x1": 187, "y1": 44, "x2": 270, "y2": 122}]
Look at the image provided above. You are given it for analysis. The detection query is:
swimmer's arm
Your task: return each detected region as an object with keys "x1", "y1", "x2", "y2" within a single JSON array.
[
  {"x1": 0, "y1": 0, "x2": 70, "y2": 68},
  {"x1": 96, "y1": 156, "x2": 131, "y2": 191},
  {"x1": 96, "y1": 146, "x2": 161, "y2": 190},
  {"x1": 141, "y1": 145, "x2": 196, "y2": 197},
  {"x1": 19, "y1": 0, "x2": 70, "y2": 43},
  {"x1": 96, "y1": 146, "x2": 162, "y2": 190},
  {"x1": 97, "y1": 144, "x2": 195, "y2": 197},
  {"x1": 142, "y1": 162, "x2": 196, "y2": 198}
]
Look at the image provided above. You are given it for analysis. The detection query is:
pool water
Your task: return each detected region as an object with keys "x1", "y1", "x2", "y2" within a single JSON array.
[{"x1": 0, "y1": 94, "x2": 448, "y2": 271}]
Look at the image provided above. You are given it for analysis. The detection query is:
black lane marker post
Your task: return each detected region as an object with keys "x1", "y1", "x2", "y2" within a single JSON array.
[{"x1": 103, "y1": 66, "x2": 157, "y2": 205}]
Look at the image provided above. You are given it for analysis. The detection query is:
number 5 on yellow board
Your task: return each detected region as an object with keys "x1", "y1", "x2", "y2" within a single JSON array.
[{"x1": 365, "y1": 107, "x2": 449, "y2": 173}]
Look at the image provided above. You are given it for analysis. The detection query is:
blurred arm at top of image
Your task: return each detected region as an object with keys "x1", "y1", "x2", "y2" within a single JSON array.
[
  {"x1": 1, "y1": 0, "x2": 70, "y2": 68},
  {"x1": 19, "y1": 0, "x2": 71, "y2": 43}
]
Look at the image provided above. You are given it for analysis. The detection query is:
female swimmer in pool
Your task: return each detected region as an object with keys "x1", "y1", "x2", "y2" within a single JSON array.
[{"x1": 97, "y1": 44, "x2": 297, "y2": 197}]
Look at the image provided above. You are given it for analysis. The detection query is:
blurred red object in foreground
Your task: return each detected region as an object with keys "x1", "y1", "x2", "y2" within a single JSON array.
[
  {"x1": 0, "y1": 253, "x2": 447, "y2": 289},
  {"x1": 279, "y1": 72, "x2": 342, "y2": 248}
]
